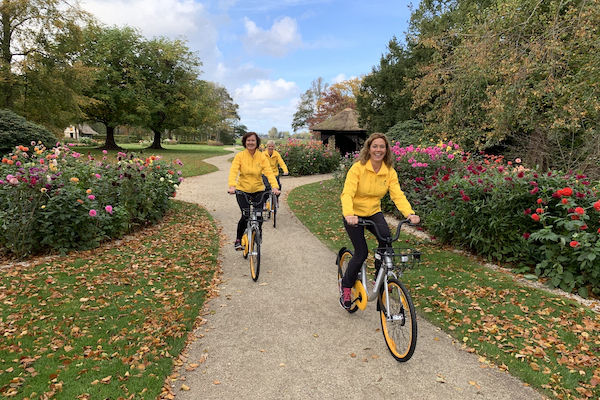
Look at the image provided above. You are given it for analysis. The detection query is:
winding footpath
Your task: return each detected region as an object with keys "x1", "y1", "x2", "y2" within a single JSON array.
[{"x1": 173, "y1": 149, "x2": 543, "y2": 399}]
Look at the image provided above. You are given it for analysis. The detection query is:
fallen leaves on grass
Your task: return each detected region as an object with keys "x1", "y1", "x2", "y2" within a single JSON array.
[{"x1": 0, "y1": 202, "x2": 221, "y2": 399}]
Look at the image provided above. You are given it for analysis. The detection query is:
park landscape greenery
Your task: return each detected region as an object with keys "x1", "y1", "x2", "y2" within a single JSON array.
[{"x1": 1, "y1": 0, "x2": 600, "y2": 398}]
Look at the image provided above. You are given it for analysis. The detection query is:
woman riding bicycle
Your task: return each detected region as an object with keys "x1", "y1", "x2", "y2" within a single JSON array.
[
  {"x1": 261, "y1": 140, "x2": 289, "y2": 195},
  {"x1": 340, "y1": 133, "x2": 420, "y2": 309},
  {"x1": 228, "y1": 132, "x2": 280, "y2": 250}
]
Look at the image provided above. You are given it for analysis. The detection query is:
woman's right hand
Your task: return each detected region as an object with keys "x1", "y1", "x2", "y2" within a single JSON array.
[
  {"x1": 228, "y1": 186, "x2": 236, "y2": 194},
  {"x1": 345, "y1": 215, "x2": 359, "y2": 226}
]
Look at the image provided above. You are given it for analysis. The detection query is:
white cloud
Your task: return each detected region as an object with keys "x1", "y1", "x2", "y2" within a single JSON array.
[
  {"x1": 81, "y1": 0, "x2": 205, "y2": 37},
  {"x1": 242, "y1": 17, "x2": 302, "y2": 57},
  {"x1": 234, "y1": 78, "x2": 298, "y2": 101},
  {"x1": 233, "y1": 79, "x2": 300, "y2": 133}
]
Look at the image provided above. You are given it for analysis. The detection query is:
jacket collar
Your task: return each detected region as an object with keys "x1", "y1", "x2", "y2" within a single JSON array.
[{"x1": 366, "y1": 159, "x2": 388, "y2": 175}]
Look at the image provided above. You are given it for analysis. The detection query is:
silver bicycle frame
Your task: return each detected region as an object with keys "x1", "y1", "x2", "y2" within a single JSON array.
[
  {"x1": 359, "y1": 253, "x2": 400, "y2": 320},
  {"x1": 246, "y1": 204, "x2": 262, "y2": 256}
]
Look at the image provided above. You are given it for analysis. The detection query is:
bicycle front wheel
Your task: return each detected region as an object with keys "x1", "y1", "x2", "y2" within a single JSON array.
[
  {"x1": 379, "y1": 278, "x2": 417, "y2": 362},
  {"x1": 272, "y1": 195, "x2": 277, "y2": 228},
  {"x1": 337, "y1": 249, "x2": 358, "y2": 313},
  {"x1": 249, "y1": 229, "x2": 261, "y2": 281}
]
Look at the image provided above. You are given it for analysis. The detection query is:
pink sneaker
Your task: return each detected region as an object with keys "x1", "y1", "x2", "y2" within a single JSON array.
[{"x1": 341, "y1": 287, "x2": 352, "y2": 309}]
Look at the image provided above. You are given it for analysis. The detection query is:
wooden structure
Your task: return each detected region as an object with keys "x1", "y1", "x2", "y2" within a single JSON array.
[{"x1": 311, "y1": 108, "x2": 366, "y2": 155}]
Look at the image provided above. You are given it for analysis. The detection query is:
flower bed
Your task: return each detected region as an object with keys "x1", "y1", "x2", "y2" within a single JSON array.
[
  {"x1": 277, "y1": 139, "x2": 340, "y2": 176},
  {"x1": 0, "y1": 143, "x2": 182, "y2": 257},
  {"x1": 336, "y1": 140, "x2": 600, "y2": 296}
]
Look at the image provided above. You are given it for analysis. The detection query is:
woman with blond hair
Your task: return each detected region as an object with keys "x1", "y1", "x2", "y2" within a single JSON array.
[
  {"x1": 262, "y1": 140, "x2": 289, "y2": 195},
  {"x1": 339, "y1": 133, "x2": 420, "y2": 309}
]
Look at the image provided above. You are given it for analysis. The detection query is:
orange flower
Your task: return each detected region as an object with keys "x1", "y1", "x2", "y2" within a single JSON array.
[
  {"x1": 70, "y1": 177, "x2": 79, "y2": 183},
  {"x1": 86, "y1": 189, "x2": 92, "y2": 194}
]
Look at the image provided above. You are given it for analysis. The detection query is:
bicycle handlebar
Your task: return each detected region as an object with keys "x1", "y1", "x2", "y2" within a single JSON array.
[
  {"x1": 233, "y1": 189, "x2": 272, "y2": 206},
  {"x1": 356, "y1": 217, "x2": 416, "y2": 244}
]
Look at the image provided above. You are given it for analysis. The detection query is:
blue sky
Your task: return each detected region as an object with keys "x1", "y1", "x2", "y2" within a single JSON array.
[{"x1": 80, "y1": 0, "x2": 417, "y2": 134}]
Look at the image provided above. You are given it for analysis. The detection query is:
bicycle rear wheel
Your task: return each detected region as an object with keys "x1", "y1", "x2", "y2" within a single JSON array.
[
  {"x1": 249, "y1": 229, "x2": 261, "y2": 281},
  {"x1": 337, "y1": 249, "x2": 358, "y2": 313},
  {"x1": 379, "y1": 278, "x2": 417, "y2": 361}
]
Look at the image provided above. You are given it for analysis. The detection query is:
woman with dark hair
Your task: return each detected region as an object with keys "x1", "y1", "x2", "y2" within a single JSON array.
[
  {"x1": 228, "y1": 132, "x2": 280, "y2": 250},
  {"x1": 339, "y1": 132, "x2": 420, "y2": 309}
]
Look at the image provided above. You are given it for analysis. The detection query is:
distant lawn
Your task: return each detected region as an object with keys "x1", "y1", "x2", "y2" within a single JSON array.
[
  {"x1": 75, "y1": 144, "x2": 232, "y2": 177},
  {"x1": 288, "y1": 179, "x2": 600, "y2": 400}
]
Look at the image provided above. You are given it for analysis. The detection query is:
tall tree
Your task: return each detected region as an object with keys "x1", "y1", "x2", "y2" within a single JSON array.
[
  {"x1": 291, "y1": 77, "x2": 328, "y2": 132},
  {"x1": 308, "y1": 78, "x2": 361, "y2": 127},
  {"x1": 78, "y1": 25, "x2": 145, "y2": 149},
  {"x1": 356, "y1": 37, "x2": 416, "y2": 133},
  {"x1": 0, "y1": 0, "x2": 90, "y2": 127},
  {"x1": 137, "y1": 37, "x2": 201, "y2": 149}
]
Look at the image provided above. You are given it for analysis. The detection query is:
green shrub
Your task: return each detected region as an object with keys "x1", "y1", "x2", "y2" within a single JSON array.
[
  {"x1": 386, "y1": 120, "x2": 426, "y2": 147},
  {"x1": 278, "y1": 139, "x2": 340, "y2": 176},
  {"x1": 0, "y1": 109, "x2": 57, "y2": 155},
  {"x1": 336, "y1": 140, "x2": 600, "y2": 296},
  {"x1": 0, "y1": 144, "x2": 182, "y2": 257}
]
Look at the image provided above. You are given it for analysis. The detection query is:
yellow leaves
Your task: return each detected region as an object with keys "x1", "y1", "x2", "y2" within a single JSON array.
[{"x1": 180, "y1": 384, "x2": 190, "y2": 391}]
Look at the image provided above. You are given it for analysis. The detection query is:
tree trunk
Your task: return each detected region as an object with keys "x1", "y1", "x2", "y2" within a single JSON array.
[
  {"x1": 149, "y1": 129, "x2": 163, "y2": 149},
  {"x1": 102, "y1": 125, "x2": 122, "y2": 150},
  {"x1": 1, "y1": 10, "x2": 14, "y2": 108}
]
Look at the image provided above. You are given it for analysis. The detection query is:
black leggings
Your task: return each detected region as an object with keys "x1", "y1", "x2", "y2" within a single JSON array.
[
  {"x1": 342, "y1": 212, "x2": 390, "y2": 288},
  {"x1": 262, "y1": 175, "x2": 281, "y2": 193},
  {"x1": 236, "y1": 191, "x2": 266, "y2": 240}
]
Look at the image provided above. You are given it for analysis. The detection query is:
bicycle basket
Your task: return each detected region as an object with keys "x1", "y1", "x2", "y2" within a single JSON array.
[
  {"x1": 375, "y1": 246, "x2": 421, "y2": 271},
  {"x1": 242, "y1": 208, "x2": 270, "y2": 220}
]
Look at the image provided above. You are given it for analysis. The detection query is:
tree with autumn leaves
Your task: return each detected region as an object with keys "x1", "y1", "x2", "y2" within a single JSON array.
[
  {"x1": 1, "y1": 0, "x2": 240, "y2": 149},
  {"x1": 341, "y1": 0, "x2": 600, "y2": 176},
  {"x1": 292, "y1": 77, "x2": 361, "y2": 132}
]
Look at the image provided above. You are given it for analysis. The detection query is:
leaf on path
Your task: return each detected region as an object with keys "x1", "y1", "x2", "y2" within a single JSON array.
[{"x1": 181, "y1": 384, "x2": 190, "y2": 391}]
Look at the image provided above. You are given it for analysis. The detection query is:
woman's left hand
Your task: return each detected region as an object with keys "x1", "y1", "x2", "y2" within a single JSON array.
[
  {"x1": 272, "y1": 188, "x2": 281, "y2": 195},
  {"x1": 408, "y1": 214, "x2": 420, "y2": 224}
]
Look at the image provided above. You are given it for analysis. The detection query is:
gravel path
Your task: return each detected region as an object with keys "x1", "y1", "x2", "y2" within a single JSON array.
[{"x1": 173, "y1": 148, "x2": 543, "y2": 399}]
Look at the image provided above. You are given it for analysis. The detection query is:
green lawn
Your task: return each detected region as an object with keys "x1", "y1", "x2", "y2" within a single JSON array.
[
  {"x1": 0, "y1": 201, "x2": 219, "y2": 399},
  {"x1": 76, "y1": 144, "x2": 232, "y2": 177},
  {"x1": 288, "y1": 179, "x2": 600, "y2": 400}
]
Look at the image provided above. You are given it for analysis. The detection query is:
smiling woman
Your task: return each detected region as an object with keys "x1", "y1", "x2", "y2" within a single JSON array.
[{"x1": 338, "y1": 132, "x2": 420, "y2": 309}]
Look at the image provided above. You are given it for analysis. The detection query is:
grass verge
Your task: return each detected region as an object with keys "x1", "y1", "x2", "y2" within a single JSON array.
[
  {"x1": 288, "y1": 179, "x2": 600, "y2": 400},
  {"x1": 75, "y1": 144, "x2": 232, "y2": 177},
  {"x1": 0, "y1": 201, "x2": 220, "y2": 399}
]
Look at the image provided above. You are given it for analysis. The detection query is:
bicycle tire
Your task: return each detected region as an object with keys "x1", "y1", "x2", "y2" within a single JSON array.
[
  {"x1": 249, "y1": 229, "x2": 261, "y2": 281},
  {"x1": 242, "y1": 232, "x2": 249, "y2": 259},
  {"x1": 272, "y1": 195, "x2": 277, "y2": 228},
  {"x1": 337, "y1": 249, "x2": 358, "y2": 313},
  {"x1": 378, "y1": 278, "x2": 417, "y2": 362}
]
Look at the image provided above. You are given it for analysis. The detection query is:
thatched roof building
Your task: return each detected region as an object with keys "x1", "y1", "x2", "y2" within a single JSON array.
[{"x1": 311, "y1": 108, "x2": 366, "y2": 155}]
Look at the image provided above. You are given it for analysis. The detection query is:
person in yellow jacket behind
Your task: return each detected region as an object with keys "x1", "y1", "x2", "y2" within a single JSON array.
[
  {"x1": 339, "y1": 132, "x2": 420, "y2": 309},
  {"x1": 261, "y1": 140, "x2": 289, "y2": 196},
  {"x1": 228, "y1": 132, "x2": 280, "y2": 250}
]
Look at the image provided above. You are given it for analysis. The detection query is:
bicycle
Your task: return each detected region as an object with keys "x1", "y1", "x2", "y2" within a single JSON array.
[
  {"x1": 336, "y1": 218, "x2": 421, "y2": 362},
  {"x1": 235, "y1": 190, "x2": 271, "y2": 281}
]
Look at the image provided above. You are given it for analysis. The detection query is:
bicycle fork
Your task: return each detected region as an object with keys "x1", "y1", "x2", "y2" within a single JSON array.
[{"x1": 359, "y1": 256, "x2": 405, "y2": 323}]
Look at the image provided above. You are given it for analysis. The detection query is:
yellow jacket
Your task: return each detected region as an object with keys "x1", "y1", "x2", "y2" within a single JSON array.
[
  {"x1": 341, "y1": 160, "x2": 414, "y2": 217},
  {"x1": 264, "y1": 150, "x2": 289, "y2": 176},
  {"x1": 228, "y1": 149, "x2": 279, "y2": 193}
]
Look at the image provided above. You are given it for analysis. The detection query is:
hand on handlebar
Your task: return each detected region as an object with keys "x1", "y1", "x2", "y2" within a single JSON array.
[
  {"x1": 345, "y1": 215, "x2": 359, "y2": 226},
  {"x1": 272, "y1": 188, "x2": 281, "y2": 196},
  {"x1": 227, "y1": 186, "x2": 236, "y2": 194},
  {"x1": 407, "y1": 214, "x2": 420, "y2": 225}
]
